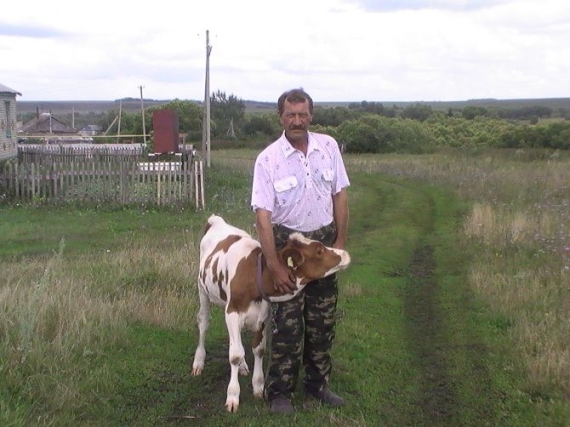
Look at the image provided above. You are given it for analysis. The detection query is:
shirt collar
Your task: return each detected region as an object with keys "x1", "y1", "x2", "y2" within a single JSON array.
[{"x1": 278, "y1": 131, "x2": 321, "y2": 158}]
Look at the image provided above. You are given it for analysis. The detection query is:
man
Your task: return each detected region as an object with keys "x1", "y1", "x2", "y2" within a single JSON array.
[{"x1": 251, "y1": 88, "x2": 350, "y2": 415}]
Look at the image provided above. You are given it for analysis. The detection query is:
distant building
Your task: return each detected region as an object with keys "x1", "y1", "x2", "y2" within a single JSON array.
[
  {"x1": 0, "y1": 83, "x2": 21, "y2": 161},
  {"x1": 19, "y1": 112, "x2": 94, "y2": 144},
  {"x1": 79, "y1": 124, "x2": 102, "y2": 136},
  {"x1": 21, "y1": 112, "x2": 77, "y2": 135}
]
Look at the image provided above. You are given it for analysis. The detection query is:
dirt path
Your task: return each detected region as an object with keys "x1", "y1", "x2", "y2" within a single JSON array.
[
  {"x1": 405, "y1": 243, "x2": 463, "y2": 425},
  {"x1": 398, "y1": 183, "x2": 503, "y2": 426}
]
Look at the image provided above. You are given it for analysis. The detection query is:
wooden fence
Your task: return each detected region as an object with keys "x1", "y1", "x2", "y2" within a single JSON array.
[
  {"x1": 2, "y1": 148, "x2": 205, "y2": 208},
  {"x1": 18, "y1": 144, "x2": 145, "y2": 164}
]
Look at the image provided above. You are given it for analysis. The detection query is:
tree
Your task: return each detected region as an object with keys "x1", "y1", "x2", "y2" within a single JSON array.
[
  {"x1": 210, "y1": 90, "x2": 246, "y2": 137},
  {"x1": 347, "y1": 101, "x2": 393, "y2": 117},
  {"x1": 243, "y1": 113, "x2": 279, "y2": 137},
  {"x1": 336, "y1": 114, "x2": 435, "y2": 153},
  {"x1": 462, "y1": 106, "x2": 489, "y2": 120},
  {"x1": 401, "y1": 103, "x2": 434, "y2": 122},
  {"x1": 312, "y1": 106, "x2": 356, "y2": 127}
]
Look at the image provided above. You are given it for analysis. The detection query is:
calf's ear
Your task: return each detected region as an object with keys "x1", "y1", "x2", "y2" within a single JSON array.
[{"x1": 281, "y1": 248, "x2": 305, "y2": 269}]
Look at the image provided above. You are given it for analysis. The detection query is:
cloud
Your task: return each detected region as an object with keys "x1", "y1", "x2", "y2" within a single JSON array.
[
  {"x1": 350, "y1": 0, "x2": 513, "y2": 12},
  {"x1": 2, "y1": 0, "x2": 570, "y2": 102},
  {"x1": 0, "y1": 23, "x2": 67, "y2": 38}
]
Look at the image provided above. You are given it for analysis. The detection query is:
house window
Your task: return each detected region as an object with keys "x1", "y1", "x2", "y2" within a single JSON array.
[{"x1": 4, "y1": 101, "x2": 11, "y2": 138}]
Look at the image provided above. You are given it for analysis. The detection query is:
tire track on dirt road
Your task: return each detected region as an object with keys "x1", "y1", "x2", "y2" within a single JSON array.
[
  {"x1": 397, "y1": 181, "x2": 499, "y2": 426},
  {"x1": 405, "y1": 242, "x2": 458, "y2": 423}
]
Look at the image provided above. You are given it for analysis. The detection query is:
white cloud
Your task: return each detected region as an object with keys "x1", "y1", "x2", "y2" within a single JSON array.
[{"x1": 1, "y1": 0, "x2": 569, "y2": 102}]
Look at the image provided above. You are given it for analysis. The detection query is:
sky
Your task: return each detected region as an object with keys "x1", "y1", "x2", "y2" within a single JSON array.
[{"x1": 1, "y1": 0, "x2": 569, "y2": 103}]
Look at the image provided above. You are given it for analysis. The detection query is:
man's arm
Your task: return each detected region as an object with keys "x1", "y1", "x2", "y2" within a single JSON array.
[
  {"x1": 255, "y1": 208, "x2": 296, "y2": 293},
  {"x1": 332, "y1": 188, "x2": 349, "y2": 249}
]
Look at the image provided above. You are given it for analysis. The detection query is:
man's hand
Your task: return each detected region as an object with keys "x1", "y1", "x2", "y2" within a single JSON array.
[
  {"x1": 255, "y1": 208, "x2": 297, "y2": 294},
  {"x1": 269, "y1": 262, "x2": 297, "y2": 294}
]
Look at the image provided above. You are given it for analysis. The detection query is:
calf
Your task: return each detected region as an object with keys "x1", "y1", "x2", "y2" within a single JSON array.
[{"x1": 191, "y1": 214, "x2": 351, "y2": 412}]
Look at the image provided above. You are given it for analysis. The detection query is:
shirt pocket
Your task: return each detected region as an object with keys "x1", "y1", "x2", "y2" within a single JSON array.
[
  {"x1": 273, "y1": 175, "x2": 300, "y2": 207},
  {"x1": 322, "y1": 168, "x2": 335, "y2": 182}
]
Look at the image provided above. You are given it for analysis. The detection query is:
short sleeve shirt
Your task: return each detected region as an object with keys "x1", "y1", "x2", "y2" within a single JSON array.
[{"x1": 251, "y1": 131, "x2": 350, "y2": 232}]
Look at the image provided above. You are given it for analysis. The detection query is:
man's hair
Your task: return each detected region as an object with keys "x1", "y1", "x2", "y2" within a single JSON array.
[{"x1": 277, "y1": 88, "x2": 314, "y2": 115}]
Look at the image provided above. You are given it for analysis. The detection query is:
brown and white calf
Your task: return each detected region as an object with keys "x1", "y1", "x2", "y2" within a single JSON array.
[{"x1": 191, "y1": 214, "x2": 351, "y2": 412}]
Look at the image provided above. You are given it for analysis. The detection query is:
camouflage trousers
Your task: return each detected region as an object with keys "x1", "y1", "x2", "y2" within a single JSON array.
[{"x1": 264, "y1": 222, "x2": 339, "y2": 401}]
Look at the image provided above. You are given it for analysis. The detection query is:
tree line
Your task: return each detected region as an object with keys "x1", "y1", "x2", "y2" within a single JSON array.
[{"x1": 20, "y1": 92, "x2": 570, "y2": 153}]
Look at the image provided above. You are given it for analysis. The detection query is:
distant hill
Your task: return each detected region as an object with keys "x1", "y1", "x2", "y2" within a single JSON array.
[
  {"x1": 318, "y1": 98, "x2": 570, "y2": 112},
  {"x1": 16, "y1": 97, "x2": 570, "y2": 116}
]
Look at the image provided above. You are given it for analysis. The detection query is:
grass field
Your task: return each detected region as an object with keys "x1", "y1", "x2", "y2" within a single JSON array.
[{"x1": 1, "y1": 148, "x2": 570, "y2": 426}]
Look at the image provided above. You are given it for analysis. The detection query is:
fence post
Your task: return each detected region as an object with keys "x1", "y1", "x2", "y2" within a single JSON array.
[
  {"x1": 31, "y1": 163, "x2": 36, "y2": 199},
  {"x1": 200, "y1": 160, "x2": 205, "y2": 209},
  {"x1": 193, "y1": 159, "x2": 205, "y2": 210},
  {"x1": 157, "y1": 167, "x2": 161, "y2": 206},
  {"x1": 194, "y1": 160, "x2": 199, "y2": 209}
]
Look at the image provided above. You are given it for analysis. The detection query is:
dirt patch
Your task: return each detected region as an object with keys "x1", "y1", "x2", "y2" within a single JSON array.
[{"x1": 404, "y1": 243, "x2": 458, "y2": 423}]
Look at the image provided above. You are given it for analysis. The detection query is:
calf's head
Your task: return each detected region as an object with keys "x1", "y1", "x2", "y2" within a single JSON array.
[{"x1": 278, "y1": 233, "x2": 351, "y2": 285}]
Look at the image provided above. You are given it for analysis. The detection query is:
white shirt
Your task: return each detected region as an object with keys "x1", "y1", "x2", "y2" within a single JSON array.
[{"x1": 251, "y1": 131, "x2": 350, "y2": 232}]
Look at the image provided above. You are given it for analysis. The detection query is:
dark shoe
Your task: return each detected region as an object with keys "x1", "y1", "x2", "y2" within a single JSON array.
[
  {"x1": 305, "y1": 387, "x2": 345, "y2": 407},
  {"x1": 270, "y1": 396, "x2": 295, "y2": 415}
]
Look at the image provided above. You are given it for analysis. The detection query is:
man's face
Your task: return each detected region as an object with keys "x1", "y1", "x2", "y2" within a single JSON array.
[{"x1": 280, "y1": 99, "x2": 312, "y2": 143}]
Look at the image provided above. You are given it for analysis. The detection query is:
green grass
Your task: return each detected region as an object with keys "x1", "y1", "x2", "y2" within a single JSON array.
[
  {"x1": 0, "y1": 206, "x2": 204, "y2": 258},
  {"x1": 2, "y1": 149, "x2": 570, "y2": 425}
]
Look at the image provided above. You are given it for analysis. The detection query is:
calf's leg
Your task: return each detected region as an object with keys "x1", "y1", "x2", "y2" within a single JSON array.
[
  {"x1": 251, "y1": 321, "x2": 268, "y2": 398},
  {"x1": 191, "y1": 286, "x2": 210, "y2": 376},
  {"x1": 225, "y1": 310, "x2": 245, "y2": 412}
]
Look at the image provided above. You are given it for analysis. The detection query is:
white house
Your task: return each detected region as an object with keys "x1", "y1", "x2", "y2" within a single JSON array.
[
  {"x1": 0, "y1": 83, "x2": 21, "y2": 161},
  {"x1": 79, "y1": 124, "x2": 103, "y2": 136}
]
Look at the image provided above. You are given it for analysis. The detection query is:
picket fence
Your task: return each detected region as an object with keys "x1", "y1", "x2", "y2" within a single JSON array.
[
  {"x1": 2, "y1": 147, "x2": 205, "y2": 208},
  {"x1": 17, "y1": 143, "x2": 145, "y2": 164}
]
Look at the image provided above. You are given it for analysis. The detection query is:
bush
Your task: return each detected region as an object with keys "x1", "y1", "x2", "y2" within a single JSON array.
[{"x1": 336, "y1": 115, "x2": 436, "y2": 153}]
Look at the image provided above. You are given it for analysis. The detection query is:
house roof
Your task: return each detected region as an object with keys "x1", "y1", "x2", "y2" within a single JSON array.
[
  {"x1": 21, "y1": 113, "x2": 77, "y2": 134},
  {"x1": 0, "y1": 83, "x2": 22, "y2": 96}
]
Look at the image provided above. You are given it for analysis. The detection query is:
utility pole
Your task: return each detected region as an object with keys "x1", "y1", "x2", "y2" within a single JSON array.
[
  {"x1": 202, "y1": 30, "x2": 212, "y2": 168},
  {"x1": 139, "y1": 85, "x2": 147, "y2": 146},
  {"x1": 117, "y1": 100, "x2": 122, "y2": 143}
]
